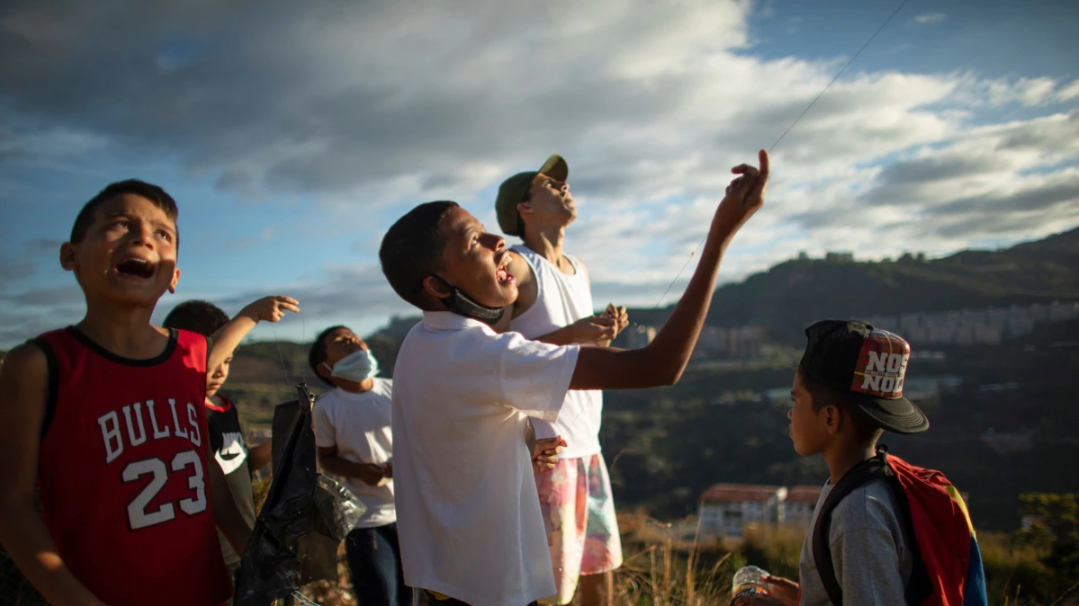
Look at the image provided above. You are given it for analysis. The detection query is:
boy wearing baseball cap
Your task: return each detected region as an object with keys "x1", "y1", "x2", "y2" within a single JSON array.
[
  {"x1": 739, "y1": 320, "x2": 929, "y2": 606},
  {"x1": 495, "y1": 154, "x2": 628, "y2": 606}
]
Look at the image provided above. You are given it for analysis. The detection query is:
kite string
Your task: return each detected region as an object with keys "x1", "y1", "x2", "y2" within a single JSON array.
[
  {"x1": 269, "y1": 323, "x2": 293, "y2": 387},
  {"x1": 648, "y1": 0, "x2": 911, "y2": 311}
]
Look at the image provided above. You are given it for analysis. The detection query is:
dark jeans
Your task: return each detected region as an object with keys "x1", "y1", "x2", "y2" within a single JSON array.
[
  {"x1": 345, "y1": 523, "x2": 416, "y2": 606},
  {"x1": 423, "y1": 592, "x2": 537, "y2": 606}
]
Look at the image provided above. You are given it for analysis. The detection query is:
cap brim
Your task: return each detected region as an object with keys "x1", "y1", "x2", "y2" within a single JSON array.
[
  {"x1": 842, "y1": 392, "x2": 930, "y2": 434},
  {"x1": 538, "y1": 154, "x2": 568, "y2": 181}
]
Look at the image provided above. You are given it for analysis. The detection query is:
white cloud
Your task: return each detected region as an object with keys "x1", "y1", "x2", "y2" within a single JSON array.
[
  {"x1": 0, "y1": 0, "x2": 1077, "y2": 346},
  {"x1": 911, "y1": 12, "x2": 947, "y2": 26}
]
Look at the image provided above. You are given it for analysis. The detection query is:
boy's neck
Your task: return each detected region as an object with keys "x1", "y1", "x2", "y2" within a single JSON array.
[
  {"x1": 335, "y1": 377, "x2": 375, "y2": 394},
  {"x1": 523, "y1": 223, "x2": 568, "y2": 270},
  {"x1": 76, "y1": 300, "x2": 167, "y2": 359},
  {"x1": 822, "y1": 439, "x2": 879, "y2": 485}
]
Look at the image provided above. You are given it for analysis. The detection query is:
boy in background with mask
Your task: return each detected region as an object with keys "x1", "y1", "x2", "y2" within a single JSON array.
[{"x1": 308, "y1": 325, "x2": 414, "y2": 606}]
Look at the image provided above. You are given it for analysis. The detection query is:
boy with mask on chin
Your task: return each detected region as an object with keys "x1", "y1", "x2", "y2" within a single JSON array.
[
  {"x1": 309, "y1": 326, "x2": 415, "y2": 606},
  {"x1": 380, "y1": 151, "x2": 769, "y2": 606}
]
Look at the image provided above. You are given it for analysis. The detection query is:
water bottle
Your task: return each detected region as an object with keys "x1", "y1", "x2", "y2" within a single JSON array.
[{"x1": 731, "y1": 565, "x2": 770, "y2": 602}]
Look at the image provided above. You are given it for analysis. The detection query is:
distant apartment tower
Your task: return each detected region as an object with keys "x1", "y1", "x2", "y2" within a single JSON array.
[{"x1": 699, "y1": 484, "x2": 786, "y2": 537}]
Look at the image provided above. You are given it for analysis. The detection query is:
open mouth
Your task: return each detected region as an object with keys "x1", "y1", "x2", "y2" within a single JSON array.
[
  {"x1": 495, "y1": 255, "x2": 515, "y2": 285},
  {"x1": 114, "y1": 258, "x2": 156, "y2": 279}
]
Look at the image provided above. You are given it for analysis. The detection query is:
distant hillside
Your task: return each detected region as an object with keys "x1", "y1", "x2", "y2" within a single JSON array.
[
  {"x1": 672, "y1": 226, "x2": 1079, "y2": 344},
  {"x1": 358, "y1": 227, "x2": 1079, "y2": 349}
]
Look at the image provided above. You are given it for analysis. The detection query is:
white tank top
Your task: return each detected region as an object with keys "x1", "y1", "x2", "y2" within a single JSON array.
[{"x1": 510, "y1": 245, "x2": 603, "y2": 458}]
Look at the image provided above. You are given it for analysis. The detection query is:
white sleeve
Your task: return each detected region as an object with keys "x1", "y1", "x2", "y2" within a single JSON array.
[
  {"x1": 312, "y1": 399, "x2": 336, "y2": 448},
  {"x1": 497, "y1": 332, "x2": 580, "y2": 422}
]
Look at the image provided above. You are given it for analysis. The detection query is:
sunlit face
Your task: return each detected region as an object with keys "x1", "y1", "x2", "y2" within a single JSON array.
[
  {"x1": 789, "y1": 371, "x2": 832, "y2": 456},
  {"x1": 523, "y1": 173, "x2": 577, "y2": 224},
  {"x1": 61, "y1": 194, "x2": 180, "y2": 306},
  {"x1": 432, "y1": 207, "x2": 517, "y2": 309},
  {"x1": 320, "y1": 327, "x2": 368, "y2": 376},
  {"x1": 207, "y1": 354, "x2": 232, "y2": 398}
]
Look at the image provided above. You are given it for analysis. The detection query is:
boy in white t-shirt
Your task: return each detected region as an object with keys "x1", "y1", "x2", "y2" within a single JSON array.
[
  {"x1": 378, "y1": 151, "x2": 770, "y2": 606},
  {"x1": 309, "y1": 325, "x2": 415, "y2": 606}
]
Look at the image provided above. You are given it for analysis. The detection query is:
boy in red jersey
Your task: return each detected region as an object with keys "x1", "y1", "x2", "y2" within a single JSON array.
[{"x1": 0, "y1": 180, "x2": 299, "y2": 606}]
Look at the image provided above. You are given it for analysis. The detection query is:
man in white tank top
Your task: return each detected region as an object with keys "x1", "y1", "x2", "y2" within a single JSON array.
[{"x1": 494, "y1": 154, "x2": 630, "y2": 606}]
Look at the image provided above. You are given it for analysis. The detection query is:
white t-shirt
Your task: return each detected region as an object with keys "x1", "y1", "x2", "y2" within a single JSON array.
[
  {"x1": 510, "y1": 245, "x2": 603, "y2": 459},
  {"x1": 312, "y1": 380, "x2": 397, "y2": 529},
  {"x1": 392, "y1": 311, "x2": 580, "y2": 606}
]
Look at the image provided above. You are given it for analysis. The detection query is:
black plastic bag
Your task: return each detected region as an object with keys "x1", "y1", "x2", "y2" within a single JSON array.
[{"x1": 234, "y1": 383, "x2": 364, "y2": 606}]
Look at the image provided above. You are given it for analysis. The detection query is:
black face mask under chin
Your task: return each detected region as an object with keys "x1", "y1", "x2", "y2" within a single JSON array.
[{"x1": 431, "y1": 276, "x2": 505, "y2": 325}]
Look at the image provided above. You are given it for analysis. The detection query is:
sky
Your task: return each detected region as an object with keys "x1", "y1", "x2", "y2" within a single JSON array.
[{"x1": 1, "y1": 0, "x2": 1077, "y2": 348}]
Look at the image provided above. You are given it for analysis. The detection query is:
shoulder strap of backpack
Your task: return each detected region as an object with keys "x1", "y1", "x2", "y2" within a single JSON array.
[{"x1": 811, "y1": 450, "x2": 890, "y2": 606}]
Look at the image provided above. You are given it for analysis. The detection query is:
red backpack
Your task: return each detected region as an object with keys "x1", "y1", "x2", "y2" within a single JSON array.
[{"x1": 811, "y1": 447, "x2": 988, "y2": 606}]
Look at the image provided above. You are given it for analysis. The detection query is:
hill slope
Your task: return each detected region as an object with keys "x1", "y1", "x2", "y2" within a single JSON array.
[{"x1": 684, "y1": 226, "x2": 1079, "y2": 343}]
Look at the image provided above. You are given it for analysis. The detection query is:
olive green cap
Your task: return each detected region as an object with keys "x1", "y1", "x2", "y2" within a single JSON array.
[{"x1": 495, "y1": 154, "x2": 569, "y2": 237}]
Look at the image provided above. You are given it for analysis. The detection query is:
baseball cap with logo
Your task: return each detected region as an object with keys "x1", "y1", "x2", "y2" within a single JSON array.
[
  {"x1": 495, "y1": 154, "x2": 569, "y2": 237},
  {"x1": 799, "y1": 319, "x2": 929, "y2": 434}
]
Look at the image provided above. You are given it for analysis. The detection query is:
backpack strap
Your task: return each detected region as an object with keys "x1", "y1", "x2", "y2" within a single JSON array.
[{"x1": 811, "y1": 450, "x2": 890, "y2": 606}]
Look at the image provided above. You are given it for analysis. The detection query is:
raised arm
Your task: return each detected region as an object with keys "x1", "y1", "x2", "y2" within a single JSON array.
[
  {"x1": 570, "y1": 150, "x2": 769, "y2": 390},
  {"x1": 0, "y1": 344, "x2": 109, "y2": 606},
  {"x1": 207, "y1": 295, "x2": 299, "y2": 372}
]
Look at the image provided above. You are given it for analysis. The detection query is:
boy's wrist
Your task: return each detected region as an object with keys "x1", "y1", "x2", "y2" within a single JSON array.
[{"x1": 236, "y1": 306, "x2": 263, "y2": 326}]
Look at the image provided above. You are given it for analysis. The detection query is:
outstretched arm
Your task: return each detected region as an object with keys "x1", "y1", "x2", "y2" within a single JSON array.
[
  {"x1": 207, "y1": 296, "x2": 300, "y2": 372},
  {"x1": 0, "y1": 345, "x2": 110, "y2": 606},
  {"x1": 570, "y1": 150, "x2": 769, "y2": 390}
]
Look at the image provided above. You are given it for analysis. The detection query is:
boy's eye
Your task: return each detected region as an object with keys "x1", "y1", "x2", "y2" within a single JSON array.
[{"x1": 155, "y1": 230, "x2": 173, "y2": 242}]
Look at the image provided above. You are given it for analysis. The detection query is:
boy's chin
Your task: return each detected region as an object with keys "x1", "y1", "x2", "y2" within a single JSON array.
[
  {"x1": 94, "y1": 287, "x2": 170, "y2": 307},
  {"x1": 90, "y1": 275, "x2": 172, "y2": 303},
  {"x1": 498, "y1": 283, "x2": 519, "y2": 306}
]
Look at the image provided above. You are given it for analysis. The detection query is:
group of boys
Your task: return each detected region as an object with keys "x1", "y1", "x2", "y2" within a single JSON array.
[{"x1": 0, "y1": 148, "x2": 984, "y2": 606}]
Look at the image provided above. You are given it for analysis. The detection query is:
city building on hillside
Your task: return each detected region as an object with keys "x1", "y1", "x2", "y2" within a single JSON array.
[
  {"x1": 861, "y1": 301, "x2": 1079, "y2": 347},
  {"x1": 699, "y1": 484, "x2": 786, "y2": 538},
  {"x1": 691, "y1": 326, "x2": 765, "y2": 360},
  {"x1": 902, "y1": 375, "x2": 963, "y2": 400},
  {"x1": 783, "y1": 486, "x2": 824, "y2": 529}
]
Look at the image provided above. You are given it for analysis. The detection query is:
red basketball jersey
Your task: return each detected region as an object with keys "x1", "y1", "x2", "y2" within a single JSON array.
[{"x1": 34, "y1": 327, "x2": 232, "y2": 606}]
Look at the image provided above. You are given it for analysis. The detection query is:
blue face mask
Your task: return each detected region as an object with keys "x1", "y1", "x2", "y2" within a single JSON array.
[
  {"x1": 330, "y1": 349, "x2": 380, "y2": 382},
  {"x1": 430, "y1": 274, "x2": 505, "y2": 325}
]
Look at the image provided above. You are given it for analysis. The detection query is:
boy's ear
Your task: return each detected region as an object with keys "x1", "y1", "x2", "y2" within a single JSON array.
[
  {"x1": 421, "y1": 275, "x2": 452, "y2": 301},
  {"x1": 168, "y1": 267, "x2": 181, "y2": 294},
  {"x1": 823, "y1": 404, "x2": 841, "y2": 436},
  {"x1": 315, "y1": 361, "x2": 333, "y2": 382},
  {"x1": 59, "y1": 242, "x2": 77, "y2": 271},
  {"x1": 516, "y1": 201, "x2": 534, "y2": 217}
]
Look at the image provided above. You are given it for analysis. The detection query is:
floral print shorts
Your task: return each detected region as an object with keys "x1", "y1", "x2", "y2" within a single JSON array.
[{"x1": 534, "y1": 453, "x2": 623, "y2": 605}]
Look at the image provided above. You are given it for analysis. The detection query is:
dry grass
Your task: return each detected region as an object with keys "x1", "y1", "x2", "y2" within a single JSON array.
[{"x1": 4, "y1": 491, "x2": 1076, "y2": 606}]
